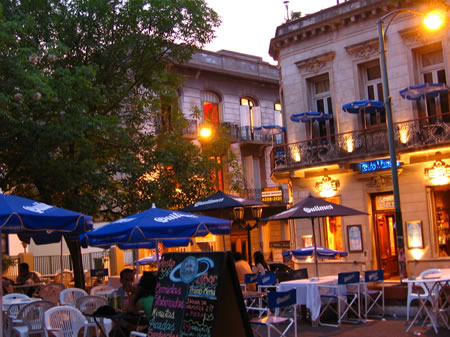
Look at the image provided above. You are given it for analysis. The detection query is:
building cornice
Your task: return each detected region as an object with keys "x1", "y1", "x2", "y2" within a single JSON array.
[{"x1": 269, "y1": 0, "x2": 416, "y2": 60}]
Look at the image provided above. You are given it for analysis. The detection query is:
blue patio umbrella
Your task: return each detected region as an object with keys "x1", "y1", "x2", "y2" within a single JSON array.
[
  {"x1": 282, "y1": 245, "x2": 348, "y2": 259},
  {"x1": 79, "y1": 207, "x2": 231, "y2": 248},
  {"x1": 0, "y1": 193, "x2": 93, "y2": 327},
  {"x1": 342, "y1": 100, "x2": 384, "y2": 129},
  {"x1": 290, "y1": 111, "x2": 332, "y2": 136},
  {"x1": 400, "y1": 82, "x2": 449, "y2": 117},
  {"x1": 253, "y1": 124, "x2": 286, "y2": 146},
  {"x1": 263, "y1": 193, "x2": 366, "y2": 277},
  {"x1": 117, "y1": 238, "x2": 192, "y2": 250},
  {"x1": 181, "y1": 190, "x2": 265, "y2": 212}
]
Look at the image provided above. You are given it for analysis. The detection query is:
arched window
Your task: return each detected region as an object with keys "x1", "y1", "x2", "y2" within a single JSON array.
[
  {"x1": 201, "y1": 91, "x2": 221, "y2": 126},
  {"x1": 240, "y1": 97, "x2": 260, "y2": 140}
]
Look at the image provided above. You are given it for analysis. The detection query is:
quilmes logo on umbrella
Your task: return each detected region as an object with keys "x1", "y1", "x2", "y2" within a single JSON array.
[
  {"x1": 22, "y1": 202, "x2": 53, "y2": 214},
  {"x1": 154, "y1": 212, "x2": 198, "y2": 223},
  {"x1": 303, "y1": 205, "x2": 333, "y2": 213},
  {"x1": 193, "y1": 198, "x2": 224, "y2": 207}
]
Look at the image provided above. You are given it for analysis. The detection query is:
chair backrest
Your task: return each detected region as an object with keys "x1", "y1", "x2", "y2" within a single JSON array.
[
  {"x1": 17, "y1": 300, "x2": 55, "y2": 335},
  {"x1": 244, "y1": 273, "x2": 258, "y2": 284},
  {"x1": 338, "y1": 271, "x2": 360, "y2": 285},
  {"x1": 267, "y1": 289, "x2": 297, "y2": 309},
  {"x1": 3, "y1": 293, "x2": 29, "y2": 299},
  {"x1": 76, "y1": 295, "x2": 108, "y2": 315},
  {"x1": 90, "y1": 285, "x2": 114, "y2": 296},
  {"x1": 44, "y1": 306, "x2": 88, "y2": 337},
  {"x1": 289, "y1": 268, "x2": 308, "y2": 280},
  {"x1": 38, "y1": 283, "x2": 65, "y2": 304},
  {"x1": 364, "y1": 269, "x2": 384, "y2": 283},
  {"x1": 60, "y1": 288, "x2": 88, "y2": 307},
  {"x1": 54, "y1": 270, "x2": 74, "y2": 288},
  {"x1": 257, "y1": 272, "x2": 277, "y2": 286},
  {"x1": 419, "y1": 269, "x2": 441, "y2": 278}
]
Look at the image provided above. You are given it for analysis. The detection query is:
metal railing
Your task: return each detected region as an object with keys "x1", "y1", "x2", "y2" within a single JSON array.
[
  {"x1": 32, "y1": 251, "x2": 108, "y2": 275},
  {"x1": 271, "y1": 114, "x2": 450, "y2": 171}
]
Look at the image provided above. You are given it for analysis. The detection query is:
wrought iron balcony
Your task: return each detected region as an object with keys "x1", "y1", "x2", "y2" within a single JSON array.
[{"x1": 271, "y1": 114, "x2": 450, "y2": 172}]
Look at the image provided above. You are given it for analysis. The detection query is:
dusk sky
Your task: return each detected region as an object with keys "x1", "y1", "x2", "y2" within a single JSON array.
[{"x1": 204, "y1": 0, "x2": 341, "y2": 64}]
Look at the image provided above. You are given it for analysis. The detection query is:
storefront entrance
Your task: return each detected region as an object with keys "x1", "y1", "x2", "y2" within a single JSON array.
[
  {"x1": 372, "y1": 194, "x2": 399, "y2": 278},
  {"x1": 231, "y1": 234, "x2": 249, "y2": 262}
]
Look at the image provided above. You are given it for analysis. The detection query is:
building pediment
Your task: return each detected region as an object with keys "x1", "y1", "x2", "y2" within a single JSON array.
[
  {"x1": 295, "y1": 51, "x2": 335, "y2": 74},
  {"x1": 345, "y1": 38, "x2": 379, "y2": 59}
]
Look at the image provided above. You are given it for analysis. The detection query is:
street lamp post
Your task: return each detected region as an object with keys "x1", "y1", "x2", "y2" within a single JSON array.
[
  {"x1": 233, "y1": 206, "x2": 263, "y2": 266},
  {"x1": 377, "y1": 8, "x2": 445, "y2": 280}
]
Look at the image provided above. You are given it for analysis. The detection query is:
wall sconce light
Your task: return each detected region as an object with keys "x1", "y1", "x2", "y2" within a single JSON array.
[
  {"x1": 424, "y1": 156, "x2": 450, "y2": 185},
  {"x1": 345, "y1": 136, "x2": 354, "y2": 153},
  {"x1": 398, "y1": 124, "x2": 410, "y2": 144},
  {"x1": 315, "y1": 175, "x2": 340, "y2": 198},
  {"x1": 291, "y1": 147, "x2": 301, "y2": 162}
]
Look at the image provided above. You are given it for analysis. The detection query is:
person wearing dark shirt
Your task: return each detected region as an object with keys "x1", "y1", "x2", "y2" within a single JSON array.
[{"x1": 15, "y1": 263, "x2": 40, "y2": 296}]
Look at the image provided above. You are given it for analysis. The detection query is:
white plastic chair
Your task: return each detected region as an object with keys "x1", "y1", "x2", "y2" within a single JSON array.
[
  {"x1": 12, "y1": 300, "x2": 55, "y2": 337},
  {"x1": 250, "y1": 289, "x2": 297, "y2": 337},
  {"x1": 38, "y1": 283, "x2": 65, "y2": 304},
  {"x1": 54, "y1": 269, "x2": 74, "y2": 288},
  {"x1": 406, "y1": 268, "x2": 442, "y2": 321},
  {"x1": 44, "y1": 306, "x2": 89, "y2": 337},
  {"x1": 76, "y1": 295, "x2": 109, "y2": 337},
  {"x1": 90, "y1": 285, "x2": 114, "y2": 298},
  {"x1": 3, "y1": 293, "x2": 29, "y2": 300},
  {"x1": 60, "y1": 287, "x2": 88, "y2": 307},
  {"x1": 318, "y1": 271, "x2": 361, "y2": 327}
]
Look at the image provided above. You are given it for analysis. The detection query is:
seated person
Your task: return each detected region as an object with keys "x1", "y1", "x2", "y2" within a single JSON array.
[
  {"x1": 113, "y1": 268, "x2": 136, "y2": 302},
  {"x1": 128, "y1": 271, "x2": 157, "y2": 323},
  {"x1": 2, "y1": 276, "x2": 15, "y2": 294},
  {"x1": 233, "y1": 252, "x2": 254, "y2": 291},
  {"x1": 15, "y1": 262, "x2": 40, "y2": 296}
]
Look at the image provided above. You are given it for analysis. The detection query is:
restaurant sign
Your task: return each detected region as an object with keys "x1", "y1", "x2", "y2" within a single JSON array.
[
  {"x1": 356, "y1": 159, "x2": 401, "y2": 173},
  {"x1": 269, "y1": 241, "x2": 291, "y2": 249},
  {"x1": 261, "y1": 187, "x2": 283, "y2": 203}
]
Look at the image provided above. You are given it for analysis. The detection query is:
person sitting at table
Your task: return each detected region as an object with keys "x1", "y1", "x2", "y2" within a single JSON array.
[
  {"x1": 233, "y1": 252, "x2": 254, "y2": 290},
  {"x1": 113, "y1": 268, "x2": 136, "y2": 302},
  {"x1": 2, "y1": 276, "x2": 15, "y2": 294},
  {"x1": 253, "y1": 251, "x2": 268, "y2": 275},
  {"x1": 15, "y1": 262, "x2": 40, "y2": 296}
]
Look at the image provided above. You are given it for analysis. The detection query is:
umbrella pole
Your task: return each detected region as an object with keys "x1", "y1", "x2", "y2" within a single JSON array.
[
  {"x1": 156, "y1": 240, "x2": 160, "y2": 268},
  {"x1": 60, "y1": 238, "x2": 64, "y2": 279},
  {"x1": 311, "y1": 218, "x2": 319, "y2": 278}
]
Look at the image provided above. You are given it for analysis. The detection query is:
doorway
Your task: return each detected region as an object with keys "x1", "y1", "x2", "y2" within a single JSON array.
[
  {"x1": 231, "y1": 235, "x2": 249, "y2": 262},
  {"x1": 372, "y1": 193, "x2": 399, "y2": 278}
]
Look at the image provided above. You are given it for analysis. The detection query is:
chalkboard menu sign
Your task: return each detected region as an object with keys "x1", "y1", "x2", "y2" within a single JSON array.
[{"x1": 149, "y1": 251, "x2": 253, "y2": 337}]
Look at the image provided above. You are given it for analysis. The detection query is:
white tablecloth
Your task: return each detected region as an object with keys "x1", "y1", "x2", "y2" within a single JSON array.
[{"x1": 278, "y1": 275, "x2": 338, "y2": 321}]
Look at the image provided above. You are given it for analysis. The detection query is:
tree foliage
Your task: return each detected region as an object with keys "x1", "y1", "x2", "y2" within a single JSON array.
[{"x1": 0, "y1": 0, "x2": 223, "y2": 219}]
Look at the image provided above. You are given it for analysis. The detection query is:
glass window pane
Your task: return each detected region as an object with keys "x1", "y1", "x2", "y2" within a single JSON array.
[
  {"x1": 314, "y1": 79, "x2": 329, "y2": 94},
  {"x1": 422, "y1": 50, "x2": 444, "y2": 67},
  {"x1": 367, "y1": 65, "x2": 381, "y2": 81}
]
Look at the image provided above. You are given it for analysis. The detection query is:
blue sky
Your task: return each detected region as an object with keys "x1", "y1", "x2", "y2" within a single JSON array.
[{"x1": 205, "y1": 0, "x2": 341, "y2": 64}]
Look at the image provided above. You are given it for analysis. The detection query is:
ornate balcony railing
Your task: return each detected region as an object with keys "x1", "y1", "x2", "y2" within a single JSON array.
[{"x1": 271, "y1": 114, "x2": 450, "y2": 172}]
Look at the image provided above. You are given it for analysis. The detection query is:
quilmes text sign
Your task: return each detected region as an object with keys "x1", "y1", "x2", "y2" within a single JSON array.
[
  {"x1": 261, "y1": 187, "x2": 283, "y2": 203},
  {"x1": 357, "y1": 159, "x2": 401, "y2": 173}
]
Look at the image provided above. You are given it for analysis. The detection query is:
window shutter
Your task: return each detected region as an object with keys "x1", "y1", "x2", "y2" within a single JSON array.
[
  {"x1": 240, "y1": 105, "x2": 250, "y2": 126},
  {"x1": 252, "y1": 106, "x2": 261, "y2": 128},
  {"x1": 274, "y1": 109, "x2": 282, "y2": 126}
]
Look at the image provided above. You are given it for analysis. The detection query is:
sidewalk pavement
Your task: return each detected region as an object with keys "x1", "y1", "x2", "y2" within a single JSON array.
[{"x1": 253, "y1": 318, "x2": 449, "y2": 337}]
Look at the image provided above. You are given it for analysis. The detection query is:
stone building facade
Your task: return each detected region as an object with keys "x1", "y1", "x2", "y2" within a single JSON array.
[{"x1": 269, "y1": 0, "x2": 450, "y2": 277}]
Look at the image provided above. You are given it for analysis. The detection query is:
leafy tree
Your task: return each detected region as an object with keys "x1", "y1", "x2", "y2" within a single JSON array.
[{"x1": 0, "y1": 0, "x2": 221, "y2": 287}]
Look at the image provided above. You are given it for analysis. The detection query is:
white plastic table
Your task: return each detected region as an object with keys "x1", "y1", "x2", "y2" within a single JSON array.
[
  {"x1": 278, "y1": 275, "x2": 338, "y2": 323},
  {"x1": 403, "y1": 269, "x2": 450, "y2": 334},
  {"x1": 2, "y1": 297, "x2": 41, "y2": 312}
]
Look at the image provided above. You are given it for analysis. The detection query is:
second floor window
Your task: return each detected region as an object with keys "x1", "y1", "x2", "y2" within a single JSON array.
[
  {"x1": 202, "y1": 91, "x2": 221, "y2": 126},
  {"x1": 240, "y1": 97, "x2": 261, "y2": 140},
  {"x1": 361, "y1": 60, "x2": 386, "y2": 128},
  {"x1": 310, "y1": 74, "x2": 335, "y2": 139},
  {"x1": 418, "y1": 46, "x2": 449, "y2": 123}
]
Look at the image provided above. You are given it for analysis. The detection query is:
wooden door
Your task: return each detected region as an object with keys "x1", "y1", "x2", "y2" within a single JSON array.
[{"x1": 375, "y1": 214, "x2": 399, "y2": 278}]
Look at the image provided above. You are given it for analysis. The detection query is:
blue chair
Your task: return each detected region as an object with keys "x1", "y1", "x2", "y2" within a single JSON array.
[
  {"x1": 244, "y1": 273, "x2": 258, "y2": 291},
  {"x1": 362, "y1": 270, "x2": 384, "y2": 319},
  {"x1": 318, "y1": 271, "x2": 361, "y2": 327},
  {"x1": 257, "y1": 272, "x2": 278, "y2": 292},
  {"x1": 250, "y1": 289, "x2": 297, "y2": 337}
]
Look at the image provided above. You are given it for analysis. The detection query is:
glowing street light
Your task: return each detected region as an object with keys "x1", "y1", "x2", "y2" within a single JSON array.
[{"x1": 199, "y1": 125, "x2": 212, "y2": 138}]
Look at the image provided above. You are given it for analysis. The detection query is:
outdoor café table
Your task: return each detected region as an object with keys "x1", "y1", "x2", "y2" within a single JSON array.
[
  {"x1": 278, "y1": 275, "x2": 338, "y2": 325},
  {"x1": 403, "y1": 270, "x2": 450, "y2": 334},
  {"x1": 2, "y1": 297, "x2": 41, "y2": 312}
]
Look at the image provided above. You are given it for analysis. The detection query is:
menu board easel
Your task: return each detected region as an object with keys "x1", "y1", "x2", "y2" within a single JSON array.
[{"x1": 149, "y1": 251, "x2": 253, "y2": 337}]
